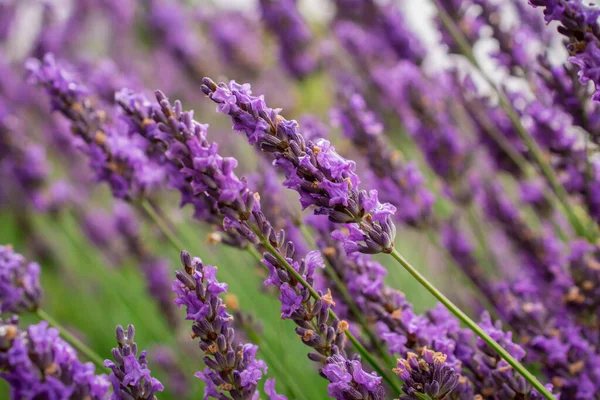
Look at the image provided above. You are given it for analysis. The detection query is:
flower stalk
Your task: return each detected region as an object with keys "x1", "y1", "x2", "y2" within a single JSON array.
[{"x1": 388, "y1": 248, "x2": 555, "y2": 400}]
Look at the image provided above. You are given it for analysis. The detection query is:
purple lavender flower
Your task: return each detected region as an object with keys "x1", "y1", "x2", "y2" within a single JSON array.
[
  {"x1": 529, "y1": 0, "x2": 600, "y2": 100},
  {"x1": 174, "y1": 251, "x2": 286, "y2": 400},
  {"x1": 142, "y1": 93, "x2": 385, "y2": 398},
  {"x1": 201, "y1": 78, "x2": 397, "y2": 255},
  {"x1": 26, "y1": 54, "x2": 166, "y2": 201},
  {"x1": 0, "y1": 316, "x2": 109, "y2": 399},
  {"x1": 393, "y1": 348, "x2": 460, "y2": 400},
  {"x1": 259, "y1": 0, "x2": 318, "y2": 79},
  {"x1": 104, "y1": 324, "x2": 164, "y2": 400},
  {"x1": 535, "y1": 55, "x2": 600, "y2": 144},
  {"x1": 0, "y1": 245, "x2": 42, "y2": 314}
]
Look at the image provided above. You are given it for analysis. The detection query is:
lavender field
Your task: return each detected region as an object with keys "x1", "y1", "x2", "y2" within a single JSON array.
[{"x1": 1, "y1": 0, "x2": 600, "y2": 399}]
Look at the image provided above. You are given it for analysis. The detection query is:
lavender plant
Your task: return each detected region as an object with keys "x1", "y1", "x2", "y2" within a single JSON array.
[{"x1": 7, "y1": 1, "x2": 600, "y2": 399}]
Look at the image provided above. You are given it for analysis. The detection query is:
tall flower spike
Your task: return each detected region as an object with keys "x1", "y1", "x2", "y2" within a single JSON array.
[
  {"x1": 145, "y1": 93, "x2": 386, "y2": 398},
  {"x1": 174, "y1": 251, "x2": 287, "y2": 400},
  {"x1": 0, "y1": 316, "x2": 109, "y2": 399},
  {"x1": 0, "y1": 245, "x2": 42, "y2": 314},
  {"x1": 104, "y1": 324, "x2": 164, "y2": 400},
  {"x1": 26, "y1": 54, "x2": 166, "y2": 201},
  {"x1": 529, "y1": 0, "x2": 600, "y2": 101},
  {"x1": 201, "y1": 78, "x2": 397, "y2": 255}
]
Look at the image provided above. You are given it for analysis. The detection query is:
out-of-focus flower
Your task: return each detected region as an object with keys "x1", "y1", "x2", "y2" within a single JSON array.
[{"x1": 0, "y1": 245, "x2": 42, "y2": 314}]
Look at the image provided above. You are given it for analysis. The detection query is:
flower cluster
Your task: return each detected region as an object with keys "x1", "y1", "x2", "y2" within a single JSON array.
[
  {"x1": 104, "y1": 324, "x2": 164, "y2": 400},
  {"x1": 529, "y1": 0, "x2": 600, "y2": 100},
  {"x1": 0, "y1": 245, "x2": 42, "y2": 314},
  {"x1": 26, "y1": 54, "x2": 166, "y2": 201},
  {"x1": 202, "y1": 78, "x2": 397, "y2": 255},
  {"x1": 0, "y1": 316, "x2": 109, "y2": 399},
  {"x1": 393, "y1": 349, "x2": 459, "y2": 400},
  {"x1": 174, "y1": 251, "x2": 284, "y2": 400}
]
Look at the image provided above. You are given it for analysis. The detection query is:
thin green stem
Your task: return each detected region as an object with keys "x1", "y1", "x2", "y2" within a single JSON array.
[
  {"x1": 298, "y1": 225, "x2": 397, "y2": 369},
  {"x1": 140, "y1": 200, "x2": 187, "y2": 251},
  {"x1": 432, "y1": 0, "x2": 593, "y2": 241},
  {"x1": 388, "y1": 249, "x2": 555, "y2": 400},
  {"x1": 36, "y1": 308, "x2": 107, "y2": 371},
  {"x1": 250, "y1": 223, "x2": 403, "y2": 395}
]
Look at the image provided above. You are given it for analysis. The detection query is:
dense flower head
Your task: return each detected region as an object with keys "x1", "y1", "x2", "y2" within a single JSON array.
[
  {"x1": 202, "y1": 78, "x2": 397, "y2": 255},
  {"x1": 174, "y1": 251, "x2": 286, "y2": 400},
  {"x1": 322, "y1": 354, "x2": 385, "y2": 400},
  {"x1": 393, "y1": 348, "x2": 460, "y2": 400},
  {"x1": 0, "y1": 316, "x2": 109, "y2": 399},
  {"x1": 529, "y1": 0, "x2": 600, "y2": 100},
  {"x1": 104, "y1": 324, "x2": 164, "y2": 400},
  {"x1": 0, "y1": 245, "x2": 42, "y2": 314}
]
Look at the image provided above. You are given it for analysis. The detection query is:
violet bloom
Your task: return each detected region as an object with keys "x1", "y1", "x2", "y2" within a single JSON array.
[
  {"x1": 536, "y1": 55, "x2": 600, "y2": 144},
  {"x1": 26, "y1": 54, "x2": 166, "y2": 201},
  {"x1": 142, "y1": 93, "x2": 384, "y2": 398},
  {"x1": 104, "y1": 324, "x2": 164, "y2": 400},
  {"x1": 529, "y1": 0, "x2": 600, "y2": 100},
  {"x1": 0, "y1": 316, "x2": 109, "y2": 399},
  {"x1": 0, "y1": 245, "x2": 42, "y2": 314},
  {"x1": 393, "y1": 349, "x2": 460, "y2": 400},
  {"x1": 201, "y1": 78, "x2": 397, "y2": 255},
  {"x1": 175, "y1": 251, "x2": 286, "y2": 400},
  {"x1": 259, "y1": 0, "x2": 318, "y2": 79},
  {"x1": 115, "y1": 89, "x2": 249, "y2": 250}
]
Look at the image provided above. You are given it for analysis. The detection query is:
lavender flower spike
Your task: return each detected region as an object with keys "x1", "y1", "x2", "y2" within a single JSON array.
[
  {"x1": 529, "y1": 0, "x2": 600, "y2": 101},
  {"x1": 0, "y1": 245, "x2": 42, "y2": 314},
  {"x1": 104, "y1": 324, "x2": 164, "y2": 400},
  {"x1": 0, "y1": 316, "x2": 109, "y2": 399},
  {"x1": 201, "y1": 78, "x2": 396, "y2": 255},
  {"x1": 175, "y1": 251, "x2": 287, "y2": 400},
  {"x1": 393, "y1": 348, "x2": 460, "y2": 400}
]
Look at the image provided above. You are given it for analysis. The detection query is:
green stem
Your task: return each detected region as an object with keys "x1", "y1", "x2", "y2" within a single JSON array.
[
  {"x1": 250, "y1": 224, "x2": 403, "y2": 395},
  {"x1": 432, "y1": 0, "x2": 593, "y2": 241},
  {"x1": 388, "y1": 249, "x2": 555, "y2": 400},
  {"x1": 36, "y1": 308, "x2": 107, "y2": 371},
  {"x1": 140, "y1": 200, "x2": 187, "y2": 251},
  {"x1": 298, "y1": 225, "x2": 397, "y2": 369}
]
